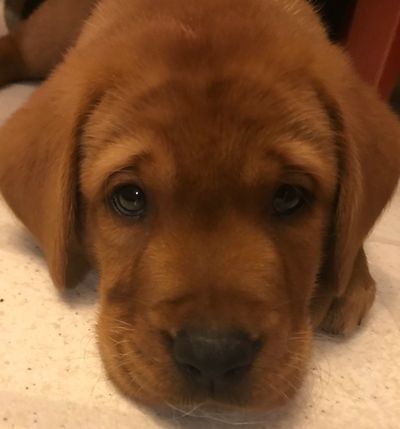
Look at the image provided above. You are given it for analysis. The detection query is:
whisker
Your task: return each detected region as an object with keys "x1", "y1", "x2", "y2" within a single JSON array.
[
  {"x1": 165, "y1": 401, "x2": 207, "y2": 419},
  {"x1": 113, "y1": 319, "x2": 135, "y2": 328},
  {"x1": 109, "y1": 324, "x2": 134, "y2": 332},
  {"x1": 274, "y1": 372, "x2": 299, "y2": 393},
  {"x1": 165, "y1": 402, "x2": 268, "y2": 426},
  {"x1": 266, "y1": 378, "x2": 290, "y2": 402}
]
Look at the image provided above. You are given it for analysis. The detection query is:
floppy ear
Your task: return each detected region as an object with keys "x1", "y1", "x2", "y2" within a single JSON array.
[
  {"x1": 0, "y1": 72, "x2": 97, "y2": 289},
  {"x1": 321, "y1": 67, "x2": 400, "y2": 299}
]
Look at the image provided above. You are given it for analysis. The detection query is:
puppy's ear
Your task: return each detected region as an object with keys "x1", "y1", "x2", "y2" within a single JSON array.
[
  {"x1": 0, "y1": 72, "x2": 98, "y2": 289},
  {"x1": 321, "y1": 69, "x2": 400, "y2": 297}
]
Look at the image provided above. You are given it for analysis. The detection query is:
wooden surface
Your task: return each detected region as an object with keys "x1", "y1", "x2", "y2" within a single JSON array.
[{"x1": 347, "y1": 0, "x2": 400, "y2": 99}]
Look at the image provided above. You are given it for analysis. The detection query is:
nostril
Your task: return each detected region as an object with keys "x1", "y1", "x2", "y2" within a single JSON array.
[
  {"x1": 223, "y1": 364, "x2": 251, "y2": 379},
  {"x1": 179, "y1": 363, "x2": 202, "y2": 378}
]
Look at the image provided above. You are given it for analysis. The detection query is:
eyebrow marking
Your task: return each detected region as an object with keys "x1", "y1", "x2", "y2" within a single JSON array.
[
  {"x1": 80, "y1": 137, "x2": 154, "y2": 199},
  {"x1": 269, "y1": 140, "x2": 334, "y2": 174}
]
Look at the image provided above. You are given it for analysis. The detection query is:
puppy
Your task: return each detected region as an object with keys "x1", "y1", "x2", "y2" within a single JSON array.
[{"x1": 0, "y1": 0, "x2": 399, "y2": 411}]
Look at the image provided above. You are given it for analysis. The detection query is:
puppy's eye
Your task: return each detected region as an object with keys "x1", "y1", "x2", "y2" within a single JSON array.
[
  {"x1": 111, "y1": 185, "x2": 147, "y2": 218},
  {"x1": 273, "y1": 185, "x2": 306, "y2": 216}
]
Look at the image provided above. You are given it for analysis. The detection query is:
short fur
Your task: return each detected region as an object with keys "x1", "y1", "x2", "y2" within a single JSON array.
[{"x1": 0, "y1": 0, "x2": 399, "y2": 410}]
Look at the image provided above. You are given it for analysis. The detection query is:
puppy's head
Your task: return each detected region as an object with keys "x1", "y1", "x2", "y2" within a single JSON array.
[{"x1": 1, "y1": 0, "x2": 399, "y2": 411}]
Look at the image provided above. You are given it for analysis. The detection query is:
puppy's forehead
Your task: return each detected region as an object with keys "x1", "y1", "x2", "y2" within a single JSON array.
[{"x1": 82, "y1": 75, "x2": 337, "y2": 197}]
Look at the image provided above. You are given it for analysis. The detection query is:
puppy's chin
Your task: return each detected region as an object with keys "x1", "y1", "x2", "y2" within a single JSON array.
[{"x1": 96, "y1": 315, "x2": 312, "y2": 411}]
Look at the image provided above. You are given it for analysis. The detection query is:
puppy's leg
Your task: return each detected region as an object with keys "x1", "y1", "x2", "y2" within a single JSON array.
[
  {"x1": 315, "y1": 248, "x2": 376, "y2": 336},
  {"x1": 0, "y1": 0, "x2": 96, "y2": 86}
]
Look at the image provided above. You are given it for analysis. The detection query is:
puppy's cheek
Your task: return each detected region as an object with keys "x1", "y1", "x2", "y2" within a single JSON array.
[
  {"x1": 248, "y1": 321, "x2": 312, "y2": 409},
  {"x1": 96, "y1": 304, "x2": 182, "y2": 405}
]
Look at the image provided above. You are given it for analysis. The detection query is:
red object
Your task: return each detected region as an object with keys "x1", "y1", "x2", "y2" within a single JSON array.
[{"x1": 346, "y1": 0, "x2": 400, "y2": 99}]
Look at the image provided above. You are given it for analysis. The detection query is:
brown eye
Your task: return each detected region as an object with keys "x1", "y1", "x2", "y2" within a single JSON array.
[
  {"x1": 273, "y1": 185, "x2": 306, "y2": 216},
  {"x1": 111, "y1": 185, "x2": 147, "y2": 218}
]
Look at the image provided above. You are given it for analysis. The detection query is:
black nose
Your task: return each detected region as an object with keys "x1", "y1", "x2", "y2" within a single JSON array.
[{"x1": 173, "y1": 330, "x2": 260, "y2": 389}]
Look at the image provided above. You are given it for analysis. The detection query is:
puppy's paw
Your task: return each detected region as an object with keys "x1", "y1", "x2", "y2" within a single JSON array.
[{"x1": 319, "y1": 274, "x2": 376, "y2": 336}]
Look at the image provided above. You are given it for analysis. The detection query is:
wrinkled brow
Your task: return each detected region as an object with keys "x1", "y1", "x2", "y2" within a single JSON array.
[{"x1": 80, "y1": 138, "x2": 154, "y2": 199}]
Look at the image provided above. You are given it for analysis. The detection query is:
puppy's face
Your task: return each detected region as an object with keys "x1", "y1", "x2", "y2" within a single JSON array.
[
  {"x1": 80, "y1": 76, "x2": 337, "y2": 409},
  {"x1": 0, "y1": 0, "x2": 398, "y2": 414}
]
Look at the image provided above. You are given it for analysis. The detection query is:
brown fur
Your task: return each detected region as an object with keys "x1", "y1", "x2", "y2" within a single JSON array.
[{"x1": 0, "y1": 0, "x2": 399, "y2": 410}]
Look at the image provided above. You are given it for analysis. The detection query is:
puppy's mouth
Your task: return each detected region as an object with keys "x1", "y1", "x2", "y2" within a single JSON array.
[{"x1": 97, "y1": 318, "x2": 311, "y2": 410}]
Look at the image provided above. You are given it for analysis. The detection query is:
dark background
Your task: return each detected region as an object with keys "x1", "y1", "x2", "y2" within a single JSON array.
[{"x1": 311, "y1": 0, "x2": 357, "y2": 41}]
